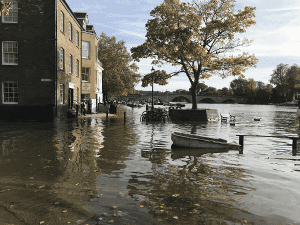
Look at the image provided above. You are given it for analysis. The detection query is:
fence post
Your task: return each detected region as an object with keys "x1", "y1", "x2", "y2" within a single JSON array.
[{"x1": 237, "y1": 135, "x2": 244, "y2": 148}]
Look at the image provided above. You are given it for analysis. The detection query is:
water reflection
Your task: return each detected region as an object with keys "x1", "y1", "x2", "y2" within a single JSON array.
[
  {"x1": 137, "y1": 144, "x2": 255, "y2": 224},
  {"x1": 0, "y1": 104, "x2": 300, "y2": 224}
]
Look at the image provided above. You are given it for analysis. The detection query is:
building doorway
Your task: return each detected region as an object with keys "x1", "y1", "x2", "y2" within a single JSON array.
[{"x1": 68, "y1": 88, "x2": 73, "y2": 109}]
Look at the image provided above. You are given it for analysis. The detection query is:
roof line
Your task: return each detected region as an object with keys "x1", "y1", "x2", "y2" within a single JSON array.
[{"x1": 60, "y1": 0, "x2": 84, "y2": 31}]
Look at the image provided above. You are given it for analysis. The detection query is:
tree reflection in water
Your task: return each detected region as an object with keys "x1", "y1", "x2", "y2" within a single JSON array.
[{"x1": 136, "y1": 147, "x2": 255, "y2": 224}]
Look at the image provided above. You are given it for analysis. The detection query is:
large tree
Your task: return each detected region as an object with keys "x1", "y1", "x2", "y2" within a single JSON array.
[
  {"x1": 98, "y1": 32, "x2": 141, "y2": 100},
  {"x1": 230, "y1": 77, "x2": 248, "y2": 96},
  {"x1": 270, "y1": 63, "x2": 289, "y2": 100},
  {"x1": 1, "y1": 0, "x2": 12, "y2": 15},
  {"x1": 131, "y1": 0, "x2": 258, "y2": 109},
  {"x1": 286, "y1": 64, "x2": 300, "y2": 100}
]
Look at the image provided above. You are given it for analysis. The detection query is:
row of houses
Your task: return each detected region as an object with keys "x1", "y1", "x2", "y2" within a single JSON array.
[{"x1": 0, "y1": 0, "x2": 103, "y2": 121}]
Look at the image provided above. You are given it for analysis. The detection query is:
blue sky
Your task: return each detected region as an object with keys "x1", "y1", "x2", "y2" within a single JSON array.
[{"x1": 68, "y1": 0, "x2": 300, "y2": 92}]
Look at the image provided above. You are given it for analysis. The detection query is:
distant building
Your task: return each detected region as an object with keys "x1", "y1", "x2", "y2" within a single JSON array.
[
  {"x1": 0, "y1": 0, "x2": 102, "y2": 121},
  {"x1": 74, "y1": 13, "x2": 103, "y2": 113}
]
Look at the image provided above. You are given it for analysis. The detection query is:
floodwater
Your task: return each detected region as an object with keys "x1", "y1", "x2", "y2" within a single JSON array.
[{"x1": 1, "y1": 103, "x2": 300, "y2": 225}]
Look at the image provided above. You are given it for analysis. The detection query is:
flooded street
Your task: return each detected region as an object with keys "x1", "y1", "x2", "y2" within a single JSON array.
[{"x1": 1, "y1": 104, "x2": 300, "y2": 224}]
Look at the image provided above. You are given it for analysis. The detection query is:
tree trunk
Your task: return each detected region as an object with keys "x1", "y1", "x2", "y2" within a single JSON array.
[{"x1": 190, "y1": 84, "x2": 197, "y2": 110}]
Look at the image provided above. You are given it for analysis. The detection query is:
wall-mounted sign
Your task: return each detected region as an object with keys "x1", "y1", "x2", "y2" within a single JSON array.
[
  {"x1": 41, "y1": 79, "x2": 52, "y2": 82},
  {"x1": 69, "y1": 82, "x2": 75, "y2": 89}
]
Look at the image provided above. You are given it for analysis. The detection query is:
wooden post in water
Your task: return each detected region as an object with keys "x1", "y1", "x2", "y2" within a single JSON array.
[
  {"x1": 292, "y1": 138, "x2": 297, "y2": 151},
  {"x1": 106, "y1": 110, "x2": 108, "y2": 124},
  {"x1": 239, "y1": 135, "x2": 244, "y2": 148}
]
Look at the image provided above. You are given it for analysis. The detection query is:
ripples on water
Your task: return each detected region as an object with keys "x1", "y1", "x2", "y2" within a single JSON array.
[{"x1": 0, "y1": 104, "x2": 300, "y2": 224}]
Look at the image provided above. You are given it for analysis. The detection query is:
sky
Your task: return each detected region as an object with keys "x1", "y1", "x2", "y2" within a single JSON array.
[{"x1": 68, "y1": 0, "x2": 300, "y2": 92}]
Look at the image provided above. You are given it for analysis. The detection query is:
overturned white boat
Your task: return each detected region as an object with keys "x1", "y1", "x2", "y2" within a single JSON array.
[{"x1": 171, "y1": 132, "x2": 240, "y2": 149}]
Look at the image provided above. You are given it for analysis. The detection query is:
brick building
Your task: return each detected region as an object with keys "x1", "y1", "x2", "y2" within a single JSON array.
[
  {"x1": 0, "y1": 0, "x2": 102, "y2": 121},
  {"x1": 74, "y1": 13, "x2": 103, "y2": 113}
]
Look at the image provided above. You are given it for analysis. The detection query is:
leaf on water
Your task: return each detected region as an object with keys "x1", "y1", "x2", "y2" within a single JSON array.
[
  {"x1": 98, "y1": 217, "x2": 103, "y2": 221},
  {"x1": 172, "y1": 194, "x2": 179, "y2": 197},
  {"x1": 54, "y1": 202, "x2": 59, "y2": 205},
  {"x1": 38, "y1": 186, "x2": 45, "y2": 189},
  {"x1": 140, "y1": 205, "x2": 144, "y2": 208},
  {"x1": 63, "y1": 210, "x2": 67, "y2": 213},
  {"x1": 108, "y1": 220, "x2": 114, "y2": 224},
  {"x1": 173, "y1": 216, "x2": 178, "y2": 219},
  {"x1": 40, "y1": 221, "x2": 45, "y2": 224},
  {"x1": 194, "y1": 203, "x2": 200, "y2": 207},
  {"x1": 112, "y1": 206, "x2": 118, "y2": 209}
]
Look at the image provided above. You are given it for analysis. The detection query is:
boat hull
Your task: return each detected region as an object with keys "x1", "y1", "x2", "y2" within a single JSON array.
[
  {"x1": 297, "y1": 109, "x2": 300, "y2": 118},
  {"x1": 171, "y1": 132, "x2": 240, "y2": 149}
]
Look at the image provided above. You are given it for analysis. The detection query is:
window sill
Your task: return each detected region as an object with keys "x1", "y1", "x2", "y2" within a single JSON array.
[
  {"x1": 2, "y1": 63, "x2": 18, "y2": 66},
  {"x1": 2, "y1": 102, "x2": 18, "y2": 105},
  {"x1": 2, "y1": 21, "x2": 18, "y2": 24}
]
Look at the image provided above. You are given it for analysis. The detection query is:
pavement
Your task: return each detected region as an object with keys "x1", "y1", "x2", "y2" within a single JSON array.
[{"x1": 78, "y1": 113, "x2": 117, "y2": 118}]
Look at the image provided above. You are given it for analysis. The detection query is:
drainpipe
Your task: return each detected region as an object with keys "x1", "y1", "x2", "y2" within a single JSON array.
[{"x1": 54, "y1": 0, "x2": 58, "y2": 118}]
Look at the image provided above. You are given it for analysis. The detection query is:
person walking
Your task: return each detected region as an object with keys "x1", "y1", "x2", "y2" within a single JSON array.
[
  {"x1": 81, "y1": 101, "x2": 85, "y2": 115},
  {"x1": 88, "y1": 99, "x2": 92, "y2": 114},
  {"x1": 84, "y1": 101, "x2": 87, "y2": 115}
]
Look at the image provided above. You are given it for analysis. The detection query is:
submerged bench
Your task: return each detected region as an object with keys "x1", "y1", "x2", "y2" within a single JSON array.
[{"x1": 236, "y1": 135, "x2": 300, "y2": 155}]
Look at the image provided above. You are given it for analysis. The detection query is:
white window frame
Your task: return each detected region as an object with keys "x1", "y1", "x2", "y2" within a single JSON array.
[
  {"x1": 60, "y1": 48, "x2": 64, "y2": 70},
  {"x1": 61, "y1": 11, "x2": 64, "y2": 33},
  {"x1": 76, "y1": 59, "x2": 79, "y2": 77},
  {"x1": 76, "y1": 87, "x2": 79, "y2": 104},
  {"x1": 60, "y1": 84, "x2": 64, "y2": 104},
  {"x1": 2, "y1": 41, "x2": 18, "y2": 65},
  {"x1": 69, "y1": 54, "x2": 73, "y2": 74},
  {"x1": 82, "y1": 67, "x2": 90, "y2": 82},
  {"x1": 2, "y1": 1, "x2": 18, "y2": 23},
  {"x1": 76, "y1": 31, "x2": 79, "y2": 47},
  {"x1": 69, "y1": 22, "x2": 73, "y2": 41},
  {"x1": 2, "y1": 81, "x2": 18, "y2": 104},
  {"x1": 82, "y1": 41, "x2": 90, "y2": 59}
]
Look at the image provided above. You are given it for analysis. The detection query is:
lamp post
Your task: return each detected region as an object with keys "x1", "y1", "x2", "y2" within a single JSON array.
[{"x1": 151, "y1": 67, "x2": 155, "y2": 110}]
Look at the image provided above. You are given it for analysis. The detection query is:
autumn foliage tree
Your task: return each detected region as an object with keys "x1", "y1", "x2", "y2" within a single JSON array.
[
  {"x1": 131, "y1": 0, "x2": 258, "y2": 109},
  {"x1": 98, "y1": 32, "x2": 141, "y2": 100},
  {"x1": 1, "y1": 0, "x2": 12, "y2": 15}
]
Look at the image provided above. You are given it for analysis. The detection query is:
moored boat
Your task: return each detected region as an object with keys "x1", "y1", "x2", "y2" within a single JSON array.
[
  {"x1": 171, "y1": 132, "x2": 240, "y2": 149},
  {"x1": 297, "y1": 109, "x2": 300, "y2": 118}
]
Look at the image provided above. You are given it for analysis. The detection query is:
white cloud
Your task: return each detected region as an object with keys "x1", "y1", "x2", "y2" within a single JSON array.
[
  {"x1": 120, "y1": 29, "x2": 146, "y2": 39},
  {"x1": 259, "y1": 6, "x2": 300, "y2": 12},
  {"x1": 72, "y1": 2, "x2": 107, "y2": 12}
]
